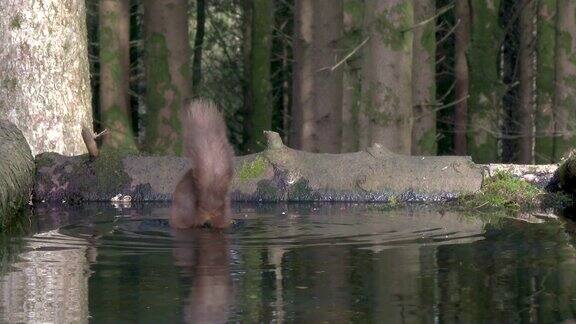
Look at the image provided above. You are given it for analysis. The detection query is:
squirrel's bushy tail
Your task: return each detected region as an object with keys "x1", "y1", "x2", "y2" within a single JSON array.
[{"x1": 170, "y1": 100, "x2": 234, "y2": 229}]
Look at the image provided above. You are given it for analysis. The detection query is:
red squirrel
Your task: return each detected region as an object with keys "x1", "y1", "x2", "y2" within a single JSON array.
[{"x1": 170, "y1": 99, "x2": 234, "y2": 229}]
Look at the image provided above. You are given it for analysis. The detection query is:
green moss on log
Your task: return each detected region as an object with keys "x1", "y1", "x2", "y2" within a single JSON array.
[
  {"x1": 462, "y1": 171, "x2": 570, "y2": 213},
  {"x1": 239, "y1": 156, "x2": 268, "y2": 181}
]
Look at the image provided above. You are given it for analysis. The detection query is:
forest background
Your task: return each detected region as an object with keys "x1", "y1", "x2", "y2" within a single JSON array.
[{"x1": 1, "y1": 0, "x2": 574, "y2": 165}]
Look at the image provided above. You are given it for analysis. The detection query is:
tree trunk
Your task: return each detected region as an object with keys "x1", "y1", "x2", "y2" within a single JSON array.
[
  {"x1": 99, "y1": 0, "x2": 137, "y2": 151},
  {"x1": 292, "y1": 0, "x2": 343, "y2": 153},
  {"x1": 535, "y1": 0, "x2": 557, "y2": 163},
  {"x1": 468, "y1": 0, "x2": 505, "y2": 163},
  {"x1": 142, "y1": 0, "x2": 192, "y2": 155},
  {"x1": 0, "y1": 120, "x2": 34, "y2": 226},
  {"x1": 553, "y1": 0, "x2": 576, "y2": 161},
  {"x1": 501, "y1": 0, "x2": 520, "y2": 163},
  {"x1": 341, "y1": 0, "x2": 364, "y2": 153},
  {"x1": 270, "y1": 0, "x2": 293, "y2": 145},
  {"x1": 361, "y1": 0, "x2": 413, "y2": 154},
  {"x1": 0, "y1": 0, "x2": 93, "y2": 156},
  {"x1": 191, "y1": 0, "x2": 206, "y2": 94},
  {"x1": 517, "y1": 0, "x2": 536, "y2": 163},
  {"x1": 453, "y1": 0, "x2": 470, "y2": 155},
  {"x1": 411, "y1": 0, "x2": 437, "y2": 155},
  {"x1": 243, "y1": 0, "x2": 274, "y2": 153}
]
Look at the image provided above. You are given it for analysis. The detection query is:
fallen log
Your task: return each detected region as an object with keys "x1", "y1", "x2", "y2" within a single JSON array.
[
  {"x1": 0, "y1": 120, "x2": 35, "y2": 222},
  {"x1": 34, "y1": 131, "x2": 483, "y2": 202}
]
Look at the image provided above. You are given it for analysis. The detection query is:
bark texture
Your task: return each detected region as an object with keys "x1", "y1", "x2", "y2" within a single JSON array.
[
  {"x1": 411, "y1": 0, "x2": 437, "y2": 155},
  {"x1": 34, "y1": 132, "x2": 483, "y2": 203},
  {"x1": 361, "y1": 0, "x2": 413, "y2": 154},
  {"x1": 0, "y1": 120, "x2": 34, "y2": 224},
  {"x1": 292, "y1": 0, "x2": 343, "y2": 153},
  {"x1": 244, "y1": 0, "x2": 274, "y2": 153},
  {"x1": 453, "y1": 0, "x2": 470, "y2": 155},
  {"x1": 553, "y1": 0, "x2": 576, "y2": 161},
  {"x1": 517, "y1": 0, "x2": 536, "y2": 163},
  {"x1": 0, "y1": 0, "x2": 93, "y2": 156},
  {"x1": 142, "y1": 0, "x2": 192, "y2": 155},
  {"x1": 99, "y1": 0, "x2": 137, "y2": 150},
  {"x1": 535, "y1": 0, "x2": 557, "y2": 163},
  {"x1": 467, "y1": 0, "x2": 504, "y2": 162}
]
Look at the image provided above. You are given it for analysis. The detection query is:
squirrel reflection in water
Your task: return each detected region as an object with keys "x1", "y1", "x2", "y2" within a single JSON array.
[
  {"x1": 173, "y1": 229, "x2": 233, "y2": 323},
  {"x1": 169, "y1": 99, "x2": 235, "y2": 321}
]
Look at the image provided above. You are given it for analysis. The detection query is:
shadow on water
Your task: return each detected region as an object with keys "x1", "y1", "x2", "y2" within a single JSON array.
[{"x1": 1, "y1": 202, "x2": 576, "y2": 322}]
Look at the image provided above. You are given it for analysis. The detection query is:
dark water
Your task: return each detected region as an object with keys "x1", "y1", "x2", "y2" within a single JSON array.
[{"x1": 0, "y1": 203, "x2": 575, "y2": 323}]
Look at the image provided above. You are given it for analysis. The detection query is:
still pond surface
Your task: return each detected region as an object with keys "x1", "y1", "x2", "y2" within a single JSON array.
[{"x1": 0, "y1": 203, "x2": 575, "y2": 323}]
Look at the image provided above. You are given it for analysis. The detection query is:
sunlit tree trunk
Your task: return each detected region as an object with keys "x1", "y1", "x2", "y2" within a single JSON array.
[
  {"x1": 453, "y1": 0, "x2": 470, "y2": 155},
  {"x1": 99, "y1": 0, "x2": 137, "y2": 151},
  {"x1": 535, "y1": 0, "x2": 557, "y2": 163},
  {"x1": 468, "y1": 0, "x2": 505, "y2": 162},
  {"x1": 553, "y1": 0, "x2": 576, "y2": 160},
  {"x1": 361, "y1": 0, "x2": 413, "y2": 154},
  {"x1": 243, "y1": 0, "x2": 274, "y2": 153},
  {"x1": 0, "y1": 0, "x2": 93, "y2": 156},
  {"x1": 411, "y1": 0, "x2": 437, "y2": 155},
  {"x1": 517, "y1": 0, "x2": 536, "y2": 163},
  {"x1": 292, "y1": 0, "x2": 343, "y2": 153},
  {"x1": 142, "y1": 0, "x2": 191, "y2": 155}
]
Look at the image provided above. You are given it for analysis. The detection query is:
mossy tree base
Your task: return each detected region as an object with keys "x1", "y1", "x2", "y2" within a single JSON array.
[
  {"x1": 35, "y1": 131, "x2": 483, "y2": 203},
  {"x1": 0, "y1": 120, "x2": 35, "y2": 226}
]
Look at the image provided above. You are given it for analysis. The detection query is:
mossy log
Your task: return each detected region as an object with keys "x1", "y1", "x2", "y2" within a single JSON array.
[
  {"x1": 34, "y1": 131, "x2": 484, "y2": 203},
  {"x1": 483, "y1": 163, "x2": 558, "y2": 188},
  {"x1": 0, "y1": 120, "x2": 35, "y2": 222}
]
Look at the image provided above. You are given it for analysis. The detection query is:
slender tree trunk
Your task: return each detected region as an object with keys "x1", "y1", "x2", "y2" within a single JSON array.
[
  {"x1": 361, "y1": 0, "x2": 413, "y2": 154},
  {"x1": 0, "y1": 0, "x2": 93, "y2": 156},
  {"x1": 192, "y1": 0, "x2": 206, "y2": 94},
  {"x1": 517, "y1": 0, "x2": 536, "y2": 163},
  {"x1": 142, "y1": 0, "x2": 192, "y2": 155},
  {"x1": 270, "y1": 0, "x2": 293, "y2": 145},
  {"x1": 411, "y1": 0, "x2": 437, "y2": 155},
  {"x1": 535, "y1": 0, "x2": 557, "y2": 163},
  {"x1": 292, "y1": 0, "x2": 343, "y2": 153},
  {"x1": 243, "y1": 0, "x2": 274, "y2": 153},
  {"x1": 242, "y1": 0, "x2": 253, "y2": 153},
  {"x1": 553, "y1": 0, "x2": 576, "y2": 160},
  {"x1": 501, "y1": 0, "x2": 520, "y2": 163},
  {"x1": 453, "y1": 0, "x2": 470, "y2": 155},
  {"x1": 99, "y1": 0, "x2": 137, "y2": 151},
  {"x1": 468, "y1": 0, "x2": 505, "y2": 163},
  {"x1": 341, "y1": 0, "x2": 364, "y2": 153}
]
